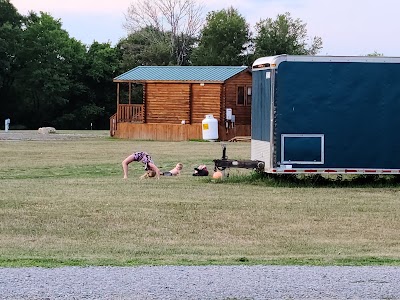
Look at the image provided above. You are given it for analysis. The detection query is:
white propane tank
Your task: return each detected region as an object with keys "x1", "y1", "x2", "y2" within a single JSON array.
[{"x1": 202, "y1": 114, "x2": 218, "y2": 141}]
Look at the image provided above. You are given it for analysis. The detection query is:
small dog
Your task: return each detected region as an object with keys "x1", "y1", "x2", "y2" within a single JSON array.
[{"x1": 140, "y1": 169, "x2": 157, "y2": 179}]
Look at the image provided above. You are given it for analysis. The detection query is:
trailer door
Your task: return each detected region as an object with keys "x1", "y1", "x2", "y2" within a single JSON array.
[{"x1": 251, "y1": 69, "x2": 272, "y2": 168}]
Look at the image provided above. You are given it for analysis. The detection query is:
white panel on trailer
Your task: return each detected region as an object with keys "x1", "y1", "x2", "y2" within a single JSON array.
[{"x1": 251, "y1": 139, "x2": 270, "y2": 169}]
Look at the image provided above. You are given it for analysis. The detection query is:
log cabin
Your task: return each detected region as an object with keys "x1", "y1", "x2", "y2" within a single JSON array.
[{"x1": 110, "y1": 66, "x2": 252, "y2": 141}]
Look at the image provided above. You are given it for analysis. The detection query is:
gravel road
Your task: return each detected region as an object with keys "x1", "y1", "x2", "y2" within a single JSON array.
[{"x1": 1, "y1": 265, "x2": 400, "y2": 299}]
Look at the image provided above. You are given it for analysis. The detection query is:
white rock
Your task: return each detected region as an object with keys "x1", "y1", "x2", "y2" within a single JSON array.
[{"x1": 38, "y1": 127, "x2": 57, "y2": 134}]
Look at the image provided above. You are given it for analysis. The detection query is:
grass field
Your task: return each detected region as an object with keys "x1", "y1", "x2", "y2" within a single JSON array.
[{"x1": 1, "y1": 131, "x2": 400, "y2": 267}]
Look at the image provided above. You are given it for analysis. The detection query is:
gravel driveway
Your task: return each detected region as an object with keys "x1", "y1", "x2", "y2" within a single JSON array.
[{"x1": 1, "y1": 265, "x2": 400, "y2": 299}]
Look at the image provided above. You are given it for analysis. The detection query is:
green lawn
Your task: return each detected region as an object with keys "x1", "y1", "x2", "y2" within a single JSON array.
[{"x1": 1, "y1": 131, "x2": 400, "y2": 267}]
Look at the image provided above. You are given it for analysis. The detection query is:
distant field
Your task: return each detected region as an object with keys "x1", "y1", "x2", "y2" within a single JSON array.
[{"x1": 1, "y1": 131, "x2": 400, "y2": 267}]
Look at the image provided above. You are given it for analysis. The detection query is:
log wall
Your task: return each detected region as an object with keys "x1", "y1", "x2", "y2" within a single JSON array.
[
  {"x1": 191, "y1": 83, "x2": 222, "y2": 123},
  {"x1": 146, "y1": 83, "x2": 190, "y2": 124},
  {"x1": 223, "y1": 71, "x2": 252, "y2": 125}
]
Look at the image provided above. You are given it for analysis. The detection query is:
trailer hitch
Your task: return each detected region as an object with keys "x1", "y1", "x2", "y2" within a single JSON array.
[{"x1": 213, "y1": 143, "x2": 265, "y2": 173}]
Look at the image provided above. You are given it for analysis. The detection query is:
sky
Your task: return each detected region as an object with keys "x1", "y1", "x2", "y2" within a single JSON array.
[{"x1": 9, "y1": 0, "x2": 400, "y2": 57}]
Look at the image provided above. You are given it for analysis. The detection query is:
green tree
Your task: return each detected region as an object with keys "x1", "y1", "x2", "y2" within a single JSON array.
[
  {"x1": 0, "y1": 0, "x2": 21, "y2": 26},
  {"x1": 55, "y1": 41, "x2": 122, "y2": 130},
  {"x1": 118, "y1": 26, "x2": 172, "y2": 69},
  {"x1": 254, "y1": 12, "x2": 322, "y2": 57},
  {"x1": 15, "y1": 12, "x2": 87, "y2": 128},
  {"x1": 191, "y1": 7, "x2": 251, "y2": 66},
  {"x1": 0, "y1": 0, "x2": 22, "y2": 123},
  {"x1": 82, "y1": 42, "x2": 121, "y2": 129},
  {"x1": 1, "y1": 4, "x2": 123, "y2": 130}
]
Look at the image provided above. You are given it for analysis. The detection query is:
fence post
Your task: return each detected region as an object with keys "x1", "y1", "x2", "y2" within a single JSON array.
[{"x1": 5, "y1": 118, "x2": 10, "y2": 132}]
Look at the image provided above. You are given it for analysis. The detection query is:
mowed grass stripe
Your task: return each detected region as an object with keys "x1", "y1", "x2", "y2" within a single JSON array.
[{"x1": 1, "y1": 132, "x2": 400, "y2": 267}]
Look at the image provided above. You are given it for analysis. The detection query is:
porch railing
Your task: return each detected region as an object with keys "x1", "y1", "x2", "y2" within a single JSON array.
[{"x1": 117, "y1": 104, "x2": 144, "y2": 123}]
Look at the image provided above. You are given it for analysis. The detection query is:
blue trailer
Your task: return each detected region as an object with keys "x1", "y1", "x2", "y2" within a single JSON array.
[{"x1": 250, "y1": 55, "x2": 400, "y2": 175}]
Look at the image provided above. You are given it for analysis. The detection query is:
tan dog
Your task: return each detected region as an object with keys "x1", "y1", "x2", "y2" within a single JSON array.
[{"x1": 140, "y1": 169, "x2": 157, "y2": 179}]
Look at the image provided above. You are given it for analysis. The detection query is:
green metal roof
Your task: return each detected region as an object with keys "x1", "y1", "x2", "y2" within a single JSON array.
[{"x1": 114, "y1": 66, "x2": 249, "y2": 82}]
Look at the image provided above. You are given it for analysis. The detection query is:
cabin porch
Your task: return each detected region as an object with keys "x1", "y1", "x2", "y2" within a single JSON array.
[{"x1": 109, "y1": 105, "x2": 250, "y2": 141}]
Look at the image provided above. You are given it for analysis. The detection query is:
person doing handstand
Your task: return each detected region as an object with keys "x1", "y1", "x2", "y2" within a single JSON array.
[
  {"x1": 162, "y1": 163, "x2": 183, "y2": 176},
  {"x1": 122, "y1": 151, "x2": 161, "y2": 179}
]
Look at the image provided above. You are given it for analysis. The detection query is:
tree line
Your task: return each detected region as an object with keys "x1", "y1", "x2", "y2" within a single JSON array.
[{"x1": 0, "y1": 0, "x2": 322, "y2": 130}]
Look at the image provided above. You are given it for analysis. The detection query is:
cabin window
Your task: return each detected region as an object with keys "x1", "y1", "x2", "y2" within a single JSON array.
[
  {"x1": 247, "y1": 86, "x2": 252, "y2": 106},
  {"x1": 237, "y1": 86, "x2": 252, "y2": 106}
]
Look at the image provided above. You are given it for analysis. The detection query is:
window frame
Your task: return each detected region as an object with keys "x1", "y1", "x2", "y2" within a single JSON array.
[
  {"x1": 236, "y1": 85, "x2": 252, "y2": 106},
  {"x1": 280, "y1": 134, "x2": 325, "y2": 165}
]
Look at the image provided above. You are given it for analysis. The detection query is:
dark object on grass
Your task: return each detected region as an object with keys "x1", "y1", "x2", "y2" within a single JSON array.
[{"x1": 193, "y1": 165, "x2": 209, "y2": 176}]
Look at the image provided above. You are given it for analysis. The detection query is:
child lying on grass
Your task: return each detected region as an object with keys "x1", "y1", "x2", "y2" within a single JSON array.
[{"x1": 162, "y1": 163, "x2": 183, "y2": 176}]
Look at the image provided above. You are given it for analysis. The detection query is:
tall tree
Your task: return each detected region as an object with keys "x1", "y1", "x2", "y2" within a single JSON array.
[
  {"x1": 254, "y1": 12, "x2": 322, "y2": 57},
  {"x1": 53, "y1": 41, "x2": 122, "y2": 130},
  {"x1": 0, "y1": 0, "x2": 22, "y2": 122},
  {"x1": 191, "y1": 7, "x2": 251, "y2": 66},
  {"x1": 15, "y1": 12, "x2": 86, "y2": 128},
  {"x1": 82, "y1": 42, "x2": 121, "y2": 129},
  {"x1": 0, "y1": 0, "x2": 21, "y2": 26},
  {"x1": 1, "y1": 3, "x2": 123, "y2": 130},
  {"x1": 118, "y1": 26, "x2": 172, "y2": 69},
  {"x1": 124, "y1": 0, "x2": 203, "y2": 66}
]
